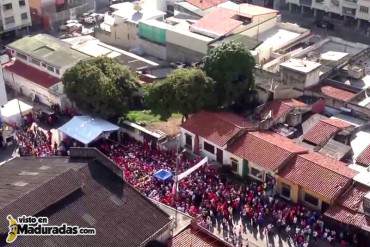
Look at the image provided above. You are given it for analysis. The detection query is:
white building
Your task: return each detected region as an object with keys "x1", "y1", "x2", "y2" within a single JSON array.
[
  {"x1": 0, "y1": 0, "x2": 32, "y2": 34},
  {"x1": 286, "y1": 0, "x2": 370, "y2": 27},
  {"x1": 3, "y1": 34, "x2": 89, "y2": 107},
  {"x1": 95, "y1": 1, "x2": 165, "y2": 51}
]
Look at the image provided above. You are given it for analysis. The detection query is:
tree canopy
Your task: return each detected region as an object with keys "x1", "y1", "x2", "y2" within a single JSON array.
[
  {"x1": 63, "y1": 57, "x2": 140, "y2": 119},
  {"x1": 203, "y1": 41, "x2": 255, "y2": 108},
  {"x1": 146, "y1": 68, "x2": 216, "y2": 121}
]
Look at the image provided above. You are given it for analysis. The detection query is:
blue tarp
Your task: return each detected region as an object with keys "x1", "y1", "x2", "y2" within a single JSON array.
[
  {"x1": 58, "y1": 116, "x2": 119, "y2": 145},
  {"x1": 153, "y1": 169, "x2": 173, "y2": 181}
]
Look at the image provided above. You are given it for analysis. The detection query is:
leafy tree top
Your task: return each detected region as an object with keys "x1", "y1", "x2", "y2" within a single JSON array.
[
  {"x1": 63, "y1": 57, "x2": 140, "y2": 119},
  {"x1": 203, "y1": 41, "x2": 255, "y2": 108}
]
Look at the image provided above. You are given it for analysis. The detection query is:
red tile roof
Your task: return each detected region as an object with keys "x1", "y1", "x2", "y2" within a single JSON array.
[
  {"x1": 258, "y1": 100, "x2": 293, "y2": 122},
  {"x1": 322, "y1": 118, "x2": 352, "y2": 129},
  {"x1": 303, "y1": 118, "x2": 352, "y2": 146},
  {"x1": 312, "y1": 84, "x2": 357, "y2": 102},
  {"x1": 228, "y1": 131, "x2": 307, "y2": 171},
  {"x1": 181, "y1": 111, "x2": 255, "y2": 147},
  {"x1": 324, "y1": 206, "x2": 370, "y2": 231},
  {"x1": 186, "y1": 0, "x2": 228, "y2": 10},
  {"x1": 191, "y1": 8, "x2": 242, "y2": 37},
  {"x1": 325, "y1": 183, "x2": 370, "y2": 232},
  {"x1": 356, "y1": 145, "x2": 370, "y2": 167},
  {"x1": 281, "y1": 98, "x2": 308, "y2": 108},
  {"x1": 278, "y1": 152, "x2": 356, "y2": 201},
  {"x1": 337, "y1": 183, "x2": 369, "y2": 212},
  {"x1": 170, "y1": 227, "x2": 228, "y2": 247},
  {"x1": 4, "y1": 60, "x2": 60, "y2": 88}
]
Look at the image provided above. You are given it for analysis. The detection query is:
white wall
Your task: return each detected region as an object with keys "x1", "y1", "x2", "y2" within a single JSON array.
[
  {"x1": 0, "y1": 0, "x2": 32, "y2": 32},
  {"x1": 357, "y1": 0, "x2": 370, "y2": 20},
  {"x1": 139, "y1": 38, "x2": 167, "y2": 60},
  {"x1": 166, "y1": 28, "x2": 210, "y2": 54},
  {"x1": 223, "y1": 150, "x2": 244, "y2": 176},
  {"x1": 121, "y1": 127, "x2": 145, "y2": 143},
  {"x1": 0, "y1": 68, "x2": 8, "y2": 106},
  {"x1": 3, "y1": 69, "x2": 62, "y2": 106},
  {"x1": 304, "y1": 68, "x2": 320, "y2": 88}
]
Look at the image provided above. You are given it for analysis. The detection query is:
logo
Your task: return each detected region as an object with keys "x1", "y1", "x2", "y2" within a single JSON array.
[{"x1": 6, "y1": 215, "x2": 96, "y2": 244}]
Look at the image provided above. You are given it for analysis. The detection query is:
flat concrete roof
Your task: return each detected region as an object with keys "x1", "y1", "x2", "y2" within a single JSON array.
[{"x1": 280, "y1": 58, "x2": 321, "y2": 73}]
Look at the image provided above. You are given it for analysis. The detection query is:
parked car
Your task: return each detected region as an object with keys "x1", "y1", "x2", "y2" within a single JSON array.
[{"x1": 315, "y1": 20, "x2": 335, "y2": 30}]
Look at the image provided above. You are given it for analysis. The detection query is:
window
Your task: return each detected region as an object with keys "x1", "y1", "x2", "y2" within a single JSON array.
[
  {"x1": 203, "y1": 141, "x2": 214, "y2": 154},
  {"x1": 230, "y1": 158, "x2": 238, "y2": 172},
  {"x1": 360, "y1": 6, "x2": 369, "y2": 13},
  {"x1": 16, "y1": 52, "x2": 27, "y2": 60},
  {"x1": 4, "y1": 16, "x2": 15, "y2": 25},
  {"x1": 21, "y1": 12, "x2": 28, "y2": 20},
  {"x1": 41, "y1": 63, "x2": 47, "y2": 68},
  {"x1": 281, "y1": 183, "x2": 291, "y2": 199},
  {"x1": 19, "y1": 0, "x2": 25, "y2": 6},
  {"x1": 47, "y1": 65, "x2": 54, "y2": 72},
  {"x1": 331, "y1": 0, "x2": 339, "y2": 6},
  {"x1": 55, "y1": 69, "x2": 60, "y2": 75},
  {"x1": 304, "y1": 193, "x2": 319, "y2": 206},
  {"x1": 315, "y1": 0, "x2": 324, "y2": 3},
  {"x1": 3, "y1": 3, "x2": 12, "y2": 11},
  {"x1": 31, "y1": 58, "x2": 40, "y2": 66},
  {"x1": 250, "y1": 167, "x2": 263, "y2": 180},
  {"x1": 185, "y1": 133, "x2": 192, "y2": 148}
]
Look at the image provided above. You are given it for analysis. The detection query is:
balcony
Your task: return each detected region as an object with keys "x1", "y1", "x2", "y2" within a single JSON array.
[
  {"x1": 299, "y1": 0, "x2": 313, "y2": 6},
  {"x1": 342, "y1": 6, "x2": 357, "y2": 17}
]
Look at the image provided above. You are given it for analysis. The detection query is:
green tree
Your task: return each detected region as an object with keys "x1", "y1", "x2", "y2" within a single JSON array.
[
  {"x1": 146, "y1": 68, "x2": 216, "y2": 121},
  {"x1": 63, "y1": 57, "x2": 140, "y2": 119},
  {"x1": 203, "y1": 41, "x2": 255, "y2": 108}
]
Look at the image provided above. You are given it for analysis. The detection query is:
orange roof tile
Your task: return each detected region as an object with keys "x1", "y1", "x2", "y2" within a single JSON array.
[
  {"x1": 191, "y1": 8, "x2": 242, "y2": 37},
  {"x1": 227, "y1": 131, "x2": 307, "y2": 171},
  {"x1": 258, "y1": 100, "x2": 293, "y2": 121},
  {"x1": 186, "y1": 0, "x2": 228, "y2": 10},
  {"x1": 278, "y1": 152, "x2": 356, "y2": 201},
  {"x1": 171, "y1": 227, "x2": 229, "y2": 247},
  {"x1": 356, "y1": 145, "x2": 370, "y2": 167},
  {"x1": 312, "y1": 84, "x2": 357, "y2": 102},
  {"x1": 303, "y1": 118, "x2": 352, "y2": 146},
  {"x1": 181, "y1": 111, "x2": 255, "y2": 147}
]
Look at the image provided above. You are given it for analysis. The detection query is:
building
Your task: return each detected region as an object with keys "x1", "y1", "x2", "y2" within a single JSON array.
[
  {"x1": 277, "y1": 152, "x2": 357, "y2": 211},
  {"x1": 324, "y1": 182, "x2": 370, "y2": 241},
  {"x1": 286, "y1": 0, "x2": 370, "y2": 28},
  {"x1": 180, "y1": 111, "x2": 256, "y2": 163},
  {"x1": 0, "y1": 156, "x2": 172, "y2": 246},
  {"x1": 174, "y1": 0, "x2": 229, "y2": 18},
  {"x1": 4, "y1": 34, "x2": 89, "y2": 107},
  {"x1": 0, "y1": 0, "x2": 32, "y2": 35},
  {"x1": 29, "y1": 0, "x2": 95, "y2": 31},
  {"x1": 225, "y1": 131, "x2": 308, "y2": 180},
  {"x1": 95, "y1": 1, "x2": 166, "y2": 51}
]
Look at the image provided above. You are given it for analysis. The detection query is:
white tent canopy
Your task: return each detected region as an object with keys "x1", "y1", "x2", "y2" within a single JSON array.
[{"x1": 1, "y1": 99, "x2": 33, "y2": 126}]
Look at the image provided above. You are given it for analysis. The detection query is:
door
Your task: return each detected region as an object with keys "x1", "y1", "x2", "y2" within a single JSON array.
[
  {"x1": 216, "y1": 148, "x2": 223, "y2": 164},
  {"x1": 242, "y1": 159, "x2": 249, "y2": 178}
]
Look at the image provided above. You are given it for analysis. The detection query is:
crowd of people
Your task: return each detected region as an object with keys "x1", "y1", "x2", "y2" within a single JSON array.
[
  {"x1": 97, "y1": 137, "x2": 358, "y2": 247},
  {"x1": 16, "y1": 123, "x2": 55, "y2": 157},
  {"x1": 98, "y1": 138, "x2": 200, "y2": 206},
  {"x1": 12, "y1": 126, "x2": 360, "y2": 246}
]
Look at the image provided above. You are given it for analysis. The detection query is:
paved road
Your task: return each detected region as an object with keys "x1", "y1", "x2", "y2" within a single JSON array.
[{"x1": 277, "y1": 5, "x2": 370, "y2": 45}]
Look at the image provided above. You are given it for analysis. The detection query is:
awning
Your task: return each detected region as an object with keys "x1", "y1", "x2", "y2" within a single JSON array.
[
  {"x1": 58, "y1": 116, "x2": 119, "y2": 145},
  {"x1": 153, "y1": 169, "x2": 173, "y2": 181}
]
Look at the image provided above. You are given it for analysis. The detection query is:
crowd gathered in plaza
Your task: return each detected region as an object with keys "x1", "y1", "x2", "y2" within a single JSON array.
[{"x1": 13, "y1": 127, "x2": 360, "y2": 246}]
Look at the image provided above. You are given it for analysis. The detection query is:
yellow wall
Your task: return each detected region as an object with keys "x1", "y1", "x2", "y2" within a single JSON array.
[
  {"x1": 276, "y1": 175, "x2": 332, "y2": 210},
  {"x1": 276, "y1": 176, "x2": 299, "y2": 203}
]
